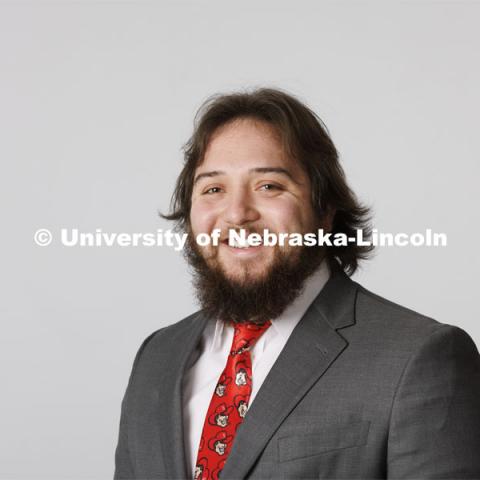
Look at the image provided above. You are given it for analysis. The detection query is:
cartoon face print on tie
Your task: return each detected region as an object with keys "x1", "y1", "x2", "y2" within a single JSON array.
[
  {"x1": 235, "y1": 368, "x2": 248, "y2": 386},
  {"x1": 217, "y1": 413, "x2": 228, "y2": 427},
  {"x1": 194, "y1": 465, "x2": 201, "y2": 480},
  {"x1": 208, "y1": 431, "x2": 233, "y2": 456},
  {"x1": 215, "y1": 439, "x2": 226, "y2": 455},
  {"x1": 215, "y1": 383, "x2": 226, "y2": 397},
  {"x1": 234, "y1": 359, "x2": 250, "y2": 387},
  {"x1": 234, "y1": 394, "x2": 249, "y2": 419},
  {"x1": 208, "y1": 404, "x2": 234, "y2": 428},
  {"x1": 194, "y1": 457, "x2": 209, "y2": 480},
  {"x1": 237, "y1": 400, "x2": 248, "y2": 418},
  {"x1": 215, "y1": 373, "x2": 231, "y2": 397}
]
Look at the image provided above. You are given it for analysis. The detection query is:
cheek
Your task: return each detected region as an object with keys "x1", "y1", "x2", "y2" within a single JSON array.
[
  {"x1": 261, "y1": 199, "x2": 309, "y2": 231},
  {"x1": 190, "y1": 200, "x2": 218, "y2": 235}
]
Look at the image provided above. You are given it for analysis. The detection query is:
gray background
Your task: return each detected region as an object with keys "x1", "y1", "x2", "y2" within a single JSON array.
[{"x1": 1, "y1": 1, "x2": 479, "y2": 478}]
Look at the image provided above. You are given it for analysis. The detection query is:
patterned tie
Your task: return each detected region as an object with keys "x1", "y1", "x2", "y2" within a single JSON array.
[{"x1": 193, "y1": 320, "x2": 272, "y2": 480}]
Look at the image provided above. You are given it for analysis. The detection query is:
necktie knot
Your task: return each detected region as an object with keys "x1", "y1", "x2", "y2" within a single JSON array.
[{"x1": 230, "y1": 320, "x2": 272, "y2": 356}]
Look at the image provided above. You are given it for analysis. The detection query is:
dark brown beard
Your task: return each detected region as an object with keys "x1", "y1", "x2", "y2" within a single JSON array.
[{"x1": 183, "y1": 230, "x2": 326, "y2": 325}]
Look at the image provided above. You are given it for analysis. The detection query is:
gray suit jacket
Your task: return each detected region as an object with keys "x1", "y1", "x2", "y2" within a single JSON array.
[{"x1": 114, "y1": 269, "x2": 480, "y2": 479}]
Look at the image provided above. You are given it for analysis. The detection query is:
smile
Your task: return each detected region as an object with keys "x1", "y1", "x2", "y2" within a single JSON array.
[{"x1": 221, "y1": 239, "x2": 264, "y2": 256}]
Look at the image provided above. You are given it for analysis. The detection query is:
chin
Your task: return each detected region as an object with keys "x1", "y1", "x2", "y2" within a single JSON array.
[{"x1": 220, "y1": 261, "x2": 272, "y2": 285}]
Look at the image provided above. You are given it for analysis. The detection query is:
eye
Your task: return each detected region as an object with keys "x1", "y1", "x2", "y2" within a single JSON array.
[
  {"x1": 203, "y1": 186, "x2": 223, "y2": 194},
  {"x1": 259, "y1": 183, "x2": 282, "y2": 191}
]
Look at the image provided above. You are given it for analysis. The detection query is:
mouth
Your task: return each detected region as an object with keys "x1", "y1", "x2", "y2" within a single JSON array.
[{"x1": 220, "y1": 238, "x2": 264, "y2": 256}]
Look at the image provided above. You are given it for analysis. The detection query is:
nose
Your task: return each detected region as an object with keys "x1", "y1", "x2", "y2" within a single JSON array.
[{"x1": 222, "y1": 187, "x2": 260, "y2": 226}]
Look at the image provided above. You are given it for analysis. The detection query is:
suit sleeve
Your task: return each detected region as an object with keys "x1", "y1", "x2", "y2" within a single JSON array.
[
  {"x1": 387, "y1": 324, "x2": 480, "y2": 479},
  {"x1": 113, "y1": 331, "x2": 160, "y2": 480}
]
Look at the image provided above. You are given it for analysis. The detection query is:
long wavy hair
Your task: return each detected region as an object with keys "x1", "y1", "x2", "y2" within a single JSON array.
[{"x1": 161, "y1": 87, "x2": 373, "y2": 276}]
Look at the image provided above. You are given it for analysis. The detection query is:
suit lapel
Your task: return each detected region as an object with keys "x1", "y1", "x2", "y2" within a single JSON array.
[
  {"x1": 156, "y1": 311, "x2": 209, "y2": 480},
  {"x1": 219, "y1": 269, "x2": 358, "y2": 480}
]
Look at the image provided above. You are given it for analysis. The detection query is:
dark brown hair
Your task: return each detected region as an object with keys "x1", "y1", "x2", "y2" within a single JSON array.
[{"x1": 161, "y1": 87, "x2": 373, "y2": 275}]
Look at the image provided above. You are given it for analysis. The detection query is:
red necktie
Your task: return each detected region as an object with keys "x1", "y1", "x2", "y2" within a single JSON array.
[{"x1": 193, "y1": 320, "x2": 272, "y2": 480}]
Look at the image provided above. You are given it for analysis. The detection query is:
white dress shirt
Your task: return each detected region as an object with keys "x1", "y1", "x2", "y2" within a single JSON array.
[{"x1": 182, "y1": 261, "x2": 330, "y2": 478}]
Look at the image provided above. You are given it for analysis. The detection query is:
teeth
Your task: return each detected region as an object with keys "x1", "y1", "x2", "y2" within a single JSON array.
[{"x1": 230, "y1": 237, "x2": 250, "y2": 248}]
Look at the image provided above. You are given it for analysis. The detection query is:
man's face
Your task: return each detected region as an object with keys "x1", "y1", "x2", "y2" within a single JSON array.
[{"x1": 190, "y1": 118, "x2": 318, "y2": 284}]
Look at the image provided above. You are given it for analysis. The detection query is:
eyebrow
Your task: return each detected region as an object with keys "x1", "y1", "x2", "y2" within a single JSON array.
[{"x1": 193, "y1": 167, "x2": 300, "y2": 185}]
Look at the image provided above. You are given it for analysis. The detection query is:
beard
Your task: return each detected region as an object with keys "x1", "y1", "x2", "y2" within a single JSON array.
[{"x1": 183, "y1": 227, "x2": 326, "y2": 325}]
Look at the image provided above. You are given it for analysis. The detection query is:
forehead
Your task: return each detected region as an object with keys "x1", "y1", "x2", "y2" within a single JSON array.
[{"x1": 198, "y1": 117, "x2": 296, "y2": 171}]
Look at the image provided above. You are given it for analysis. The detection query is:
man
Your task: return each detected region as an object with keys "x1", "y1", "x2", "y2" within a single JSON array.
[{"x1": 114, "y1": 88, "x2": 480, "y2": 479}]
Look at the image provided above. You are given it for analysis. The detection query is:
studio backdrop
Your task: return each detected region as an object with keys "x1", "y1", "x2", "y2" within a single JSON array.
[{"x1": 1, "y1": 1, "x2": 479, "y2": 478}]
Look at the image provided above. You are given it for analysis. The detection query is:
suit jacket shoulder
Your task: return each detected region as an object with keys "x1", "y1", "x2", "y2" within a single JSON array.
[
  {"x1": 353, "y1": 282, "x2": 461, "y2": 351},
  {"x1": 136, "y1": 309, "x2": 205, "y2": 357}
]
